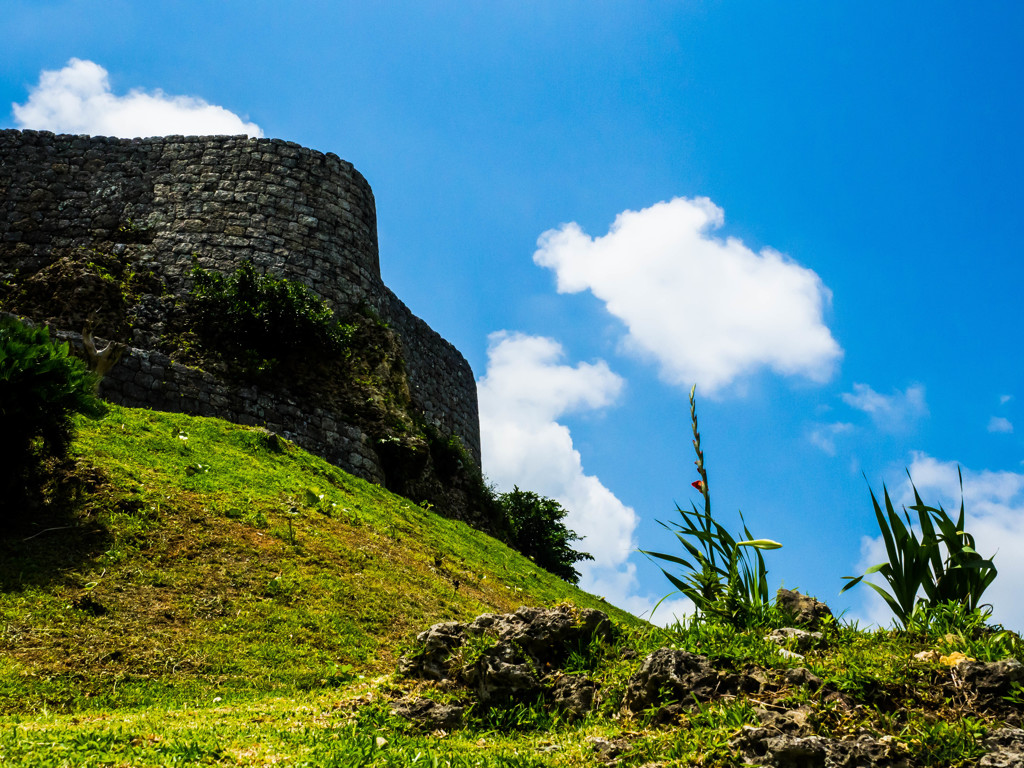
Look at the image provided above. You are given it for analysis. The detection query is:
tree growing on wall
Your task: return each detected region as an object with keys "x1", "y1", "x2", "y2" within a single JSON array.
[{"x1": 498, "y1": 487, "x2": 594, "y2": 584}]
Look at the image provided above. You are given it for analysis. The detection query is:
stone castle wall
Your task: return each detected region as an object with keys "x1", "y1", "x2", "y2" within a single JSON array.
[{"x1": 0, "y1": 128, "x2": 480, "y2": 474}]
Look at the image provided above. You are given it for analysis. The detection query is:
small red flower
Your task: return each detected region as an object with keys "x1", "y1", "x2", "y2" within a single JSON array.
[{"x1": 691, "y1": 480, "x2": 706, "y2": 493}]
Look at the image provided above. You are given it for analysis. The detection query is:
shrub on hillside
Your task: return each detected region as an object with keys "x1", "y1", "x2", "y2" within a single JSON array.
[
  {"x1": 498, "y1": 487, "x2": 594, "y2": 584},
  {"x1": 0, "y1": 316, "x2": 105, "y2": 519}
]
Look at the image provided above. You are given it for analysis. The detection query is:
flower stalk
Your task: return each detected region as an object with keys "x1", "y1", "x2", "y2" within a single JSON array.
[{"x1": 642, "y1": 385, "x2": 781, "y2": 628}]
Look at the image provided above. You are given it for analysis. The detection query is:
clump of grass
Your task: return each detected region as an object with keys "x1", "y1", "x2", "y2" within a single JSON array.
[{"x1": 841, "y1": 469, "x2": 998, "y2": 629}]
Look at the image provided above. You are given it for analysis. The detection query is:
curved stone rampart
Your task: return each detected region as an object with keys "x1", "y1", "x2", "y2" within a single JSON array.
[{"x1": 0, "y1": 128, "x2": 480, "y2": 475}]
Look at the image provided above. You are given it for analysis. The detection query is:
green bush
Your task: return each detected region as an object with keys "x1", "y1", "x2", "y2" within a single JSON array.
[
  {"x1": 498, "y1": 487, "x2": 593, "y2": 584},
  {"x1": 0, "y1": 316, "x2": 104, "y2": 519},
  {"x1": 189, "y1": 259, "x2": 354, "y2": 377}
]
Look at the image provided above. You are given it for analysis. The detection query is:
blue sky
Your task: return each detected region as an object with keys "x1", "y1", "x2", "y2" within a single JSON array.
[{"x1": 4, "y1": 1, "x2": 1024, "y2": 627}]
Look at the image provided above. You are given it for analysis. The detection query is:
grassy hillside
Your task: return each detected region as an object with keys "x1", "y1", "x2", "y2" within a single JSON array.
[
  {"x1": 2, "y1": 405, "x2": 1023, "y2": 767},
  {"x1": 0, "y1": 405, "x2": 635, "y2": 713}
]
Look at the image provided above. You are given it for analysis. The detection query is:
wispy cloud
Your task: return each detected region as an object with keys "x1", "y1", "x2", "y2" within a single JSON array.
[
  {"x1": 533, "y1": 197, "x2": 842, "y2": 396},
  {"x1": 988, "y1": 416, "x2": 1014, "y2": 434},
  {"x1": 12, "y1": 58, "x2": 262, "y2": 138},
  {"x1": 807, "y1": 421, "x2": 854, "y2": 456},
  {"x1": 476, "y1": 331, "x2": 690, "y2": 621},
  {"x1": 841, "y1": 383, "x2": 928, "y2": 432}
]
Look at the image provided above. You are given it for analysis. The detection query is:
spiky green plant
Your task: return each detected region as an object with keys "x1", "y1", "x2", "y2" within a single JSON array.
[
  {"x1": 840, "y1": 470, "x2": 997, "y2": 629},
  {"x1": 642, "y1": 385, "x2": 781, "y2": 627}
]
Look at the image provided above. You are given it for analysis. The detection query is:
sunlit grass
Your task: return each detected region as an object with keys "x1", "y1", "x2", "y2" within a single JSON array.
[
  {"x1": 0, "y1": 405, "x2": 632, "y2": 719},
  {"x1": 0, "y1": 404, "x2": 1019, "y2": 766}
]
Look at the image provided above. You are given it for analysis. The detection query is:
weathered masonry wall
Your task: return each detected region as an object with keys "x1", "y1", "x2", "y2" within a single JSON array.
[
  {"x1": 55, "y1": 330, "x2": 388, "y2": 484},
  {"x1": 0, "y1": 129, "x2": 480, "y2": 469}
]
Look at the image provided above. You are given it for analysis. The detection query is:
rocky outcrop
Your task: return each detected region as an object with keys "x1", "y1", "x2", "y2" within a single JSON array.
[
  {"x1": 390, "y1": 598, "x2": 1024, "y2": 766},
  {"x1": 390, "y1": 697, "x2": 466, "y2": 731},
  {"x1": 953, "y1": 658, "x2": 1024, "y2": 704},
  {"x1": 776, "y1": 588, "x2": 834, "y2": 630},
  {"x1": 621, "y1": 648, "x2": 760, "y2": 721},
  {"x1": 765, "y1": 627, "x2": 826, "y2": 661},
  {"x1": 731, "y1": 727, "x2": 912, "y2": 768},
  {"x1": 980, "y1": 728, "x2": 1024, "y2": 768},
  {"x1": 396, "y1": 605, "x2": 615, "y2": 719}
]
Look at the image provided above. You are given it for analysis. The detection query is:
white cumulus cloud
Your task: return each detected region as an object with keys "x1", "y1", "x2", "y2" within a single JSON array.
[
  {"x1": 841, "y1": 383, "x2": 928, "y2": 432},
  {"x1": 477, "y1": 331, "x2": 690, "y2": 622},
  {"x1": 988, "y1": 416, "x2": 1014, "y2": 434},
  {"x1": 532, "y1": 197, "x2": 842, "y2": 395},
  {"x1": 478, "y1": 331, "x2": 628, "y2": 566},
  {"x1": 12, "y1": 58, "x2": 262, "y2": 138},
  {"x1": 851, "y1": 453, "x2": 1024, "y2": 631}
]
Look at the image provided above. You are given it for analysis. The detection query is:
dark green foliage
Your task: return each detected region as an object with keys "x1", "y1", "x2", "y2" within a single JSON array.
[
  {"x1": 0, "y1": 246, "x2": 167, "y2": 345},
  {"x1": 841, "y1": 471, "x2": 998, "y2": 628},
  {"x1": 0, "y1": 316, "x2": 104, "y2": 519},
  {"x1": 189, "y1": 259, "x2": 355, "y2": 377},
  {"x1": 497, "y1": 487, "x2": 593, "y2": 584}
]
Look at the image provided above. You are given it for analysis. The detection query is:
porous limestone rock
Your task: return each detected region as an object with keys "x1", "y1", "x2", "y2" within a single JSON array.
[
  {"x1": 586, "y1": 735, "x2": 632, "y2": 764},
  {"x1": 732, "y1": 727, "x2": 912, "y2": 768},
  {"x1": 390, "y1": 697, "x2": 466, "y2": 730},
  {"x1": 621, "y1": 648, "x2": 759, "y2": 720},
  {"x1": 980, "y1": 727, "x2": 1024, "y2": 767},
  {"x1": 952, "y1": 658, "x2": 1024, "y2": 702},
  {"x1": 398, "y1": 605, "x2": 614, "y2": 711},
  {"x1": 548, "y1": 672, "x2": 601, "y2": 721},
  {"x1": 776, "y1": 588, "x2": 834, "y2": 630},
  {"x1": 765, "y1": 627, "x2": 825, "y2": 654}
]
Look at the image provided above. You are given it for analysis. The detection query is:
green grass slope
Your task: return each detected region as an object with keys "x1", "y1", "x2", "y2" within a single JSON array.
[
  {"x1": 0, "y1": 404, "x2": 637, "y2": 717},
  {"x1": 4, "y1": 406, "x2": 1023, "y2": 767}
]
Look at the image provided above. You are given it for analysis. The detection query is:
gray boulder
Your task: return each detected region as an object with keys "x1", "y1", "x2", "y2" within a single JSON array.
[
  {"x1": 622, "y1": 648, "x2": 759, "y2": 719},
  {"x1": 400, "y1": 604, "x2": 615, "y2": 683},
  {"x1": 396, "y1": 620, "x2": 467, "y2": 680},
  {"x1": 399, "y1": 605, "x2": 614, "y2": 711},
  {"x1": 391, "y1": 697, "x2": 466, "y2": 730},
  {"x1": 766, "y1": 627, "x2": 825, "y2": 655},
  {"x1": 464, "y1": 641, "x2": 542, "y2": 704},
  {"x1": 776, "y1": 589, "x2": 834, "y2": 631},
  {"x1": 953, "y1": 658, "x2": 1024, "y2": 701},
  {"x1": 980, "y1": 727, "x2": 1024, "y2": 767},
  {"x1": 586, "y1": 735, "x2": 631, "y2": 763},
  {"x1": 732, "y1": 727, "x2": 911, "y2": 768},
  {"x1": 780, "y1": 667, "x2": 824, "y2": 693},
  {"x1": 549, "y1": 672, "x2": 601, "y2": 720},
  {"x1": 465, "y1": 605, "x2": 614, "y2": 665}
]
